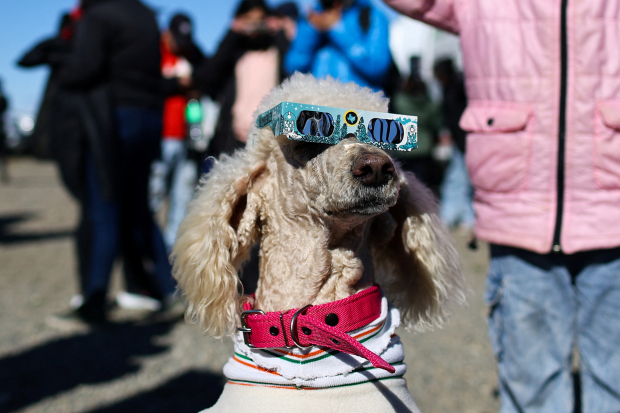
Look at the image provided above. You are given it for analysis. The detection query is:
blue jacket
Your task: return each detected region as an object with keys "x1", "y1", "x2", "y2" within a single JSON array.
[{"x1": 284, "y1": 0, "x2": 392, "y2": 91}]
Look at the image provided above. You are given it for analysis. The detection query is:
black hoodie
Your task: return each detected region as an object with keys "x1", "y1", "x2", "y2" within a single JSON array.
[{"x1": 58, "y1": 0, "x2": 163, "y2": 108}]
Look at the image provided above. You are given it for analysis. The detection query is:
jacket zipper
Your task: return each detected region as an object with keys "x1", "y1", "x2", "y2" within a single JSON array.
[{"x1": 552, "y1": 0, "x2": 569, "y2": 253}]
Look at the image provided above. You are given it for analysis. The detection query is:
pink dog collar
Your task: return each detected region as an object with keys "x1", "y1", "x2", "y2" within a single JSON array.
[{"x1": 238, "y1": 285, "x2": 395, "y2": 373}]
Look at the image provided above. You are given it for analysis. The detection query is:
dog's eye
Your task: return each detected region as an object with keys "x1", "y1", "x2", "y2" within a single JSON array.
[{"x1": 289, "y1": 141, "x2": 331, "y2": 166}]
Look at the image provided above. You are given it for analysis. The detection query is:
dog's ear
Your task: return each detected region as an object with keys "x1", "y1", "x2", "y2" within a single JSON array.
[
  {"x1": 171, "y1": 153, "x2": 267, "y2": 337},
  {"x1": 370, "y1": 170, "x2": 466, "y2": 331}
]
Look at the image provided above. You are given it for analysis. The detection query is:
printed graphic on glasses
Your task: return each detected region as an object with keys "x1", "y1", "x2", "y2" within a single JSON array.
[{"x1": 257, "y1": 102, "x2": 418, "y2": 152}]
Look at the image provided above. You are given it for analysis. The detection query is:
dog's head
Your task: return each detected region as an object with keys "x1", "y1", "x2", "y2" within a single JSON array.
[{"x1": 172, "y1": 73, "x2": 466, "y2": 337}]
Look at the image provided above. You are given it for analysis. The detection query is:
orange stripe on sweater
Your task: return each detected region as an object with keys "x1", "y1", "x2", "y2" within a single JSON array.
[
  {"x1": 228, "y1": 381, "x2": 321, "y2": 390},
  {"x1": 233, "y1": 356, "x2": 280, "y2": 376},
  {"x1": 228, "y1": 381, "x2": 296, "y2": 390}
]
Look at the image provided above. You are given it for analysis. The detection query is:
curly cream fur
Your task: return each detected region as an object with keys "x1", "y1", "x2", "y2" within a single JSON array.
[{"x1": 172, "y1": 73, "x2": 466, "y2": 338}]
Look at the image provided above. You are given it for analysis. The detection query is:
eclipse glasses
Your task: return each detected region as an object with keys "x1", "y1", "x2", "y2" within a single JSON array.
[{"x1": 256, "y1": 102, "x2": 418, "y2": 151}]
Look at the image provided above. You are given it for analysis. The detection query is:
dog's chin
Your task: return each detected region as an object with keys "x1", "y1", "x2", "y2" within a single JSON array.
[
  {"x1": 342, "y1": 203, "x2": 391, "y2": 217},
  {"x1": 330, "y1": 195, "x2": 398, "y2": 218}
]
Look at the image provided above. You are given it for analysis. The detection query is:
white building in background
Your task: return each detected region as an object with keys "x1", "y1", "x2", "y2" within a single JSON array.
[{"x1": 389, "y1": 16, "x2": 462, "y2": 101}]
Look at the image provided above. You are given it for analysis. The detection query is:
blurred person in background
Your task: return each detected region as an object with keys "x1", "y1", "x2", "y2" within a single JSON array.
[
  {"x1": 272, "y1": 2, "x2": 299, "y2": 47},
  {"x1": 18, "y1": 4, "x2": 163, "y2": 312},
  {"x1": 0, "y1": 79, "x2": 8, "y2": 183},
  {"x1": 17, "y1": 9, "x2": 79, "y2": 168},
  {"x1": 385, "y1": 0, "x2": 620, "y2": 412},
  {"x1": 433, "y1": 58, "x2": 473, "y2": 232},
  {"x1": 284, "y1": 0, "x2": 392, "y2": 92},
  {"x1": 192, "y1": 0, "x2": 291, "y2": 159},
  {"x1": 51, "y1": 0, "x2": 176, "y2": 324},
  {"x1": 149, "y1": 13, "x2": 206, "y2": 254},
  {"x1": 389, "y1": 57, "x2": 443, "y2": 193},
  {"x1": 191, "y1": 0, "x2": 295, "y2": 295}
]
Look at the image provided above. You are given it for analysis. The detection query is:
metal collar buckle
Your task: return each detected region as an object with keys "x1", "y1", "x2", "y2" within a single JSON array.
[
  {"x1": 238, "y1": 305, "x2": 315, "y2": 350},
  {"x1": 238, "y1": 309, "x2": 265, "y2": 348},
  {"x1": 290, "y1": 305, "x2": 313, "y2": 350}
]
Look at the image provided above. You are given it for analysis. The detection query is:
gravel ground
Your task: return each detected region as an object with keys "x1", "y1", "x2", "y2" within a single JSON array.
[{"x1": 0, "y1": 157, "x2": 499, "y2": 413}]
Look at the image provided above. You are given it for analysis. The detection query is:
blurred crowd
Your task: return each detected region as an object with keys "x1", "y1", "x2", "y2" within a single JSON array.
[{"x1": 11, "y1": 0, "x2": 471, "y2": 326}]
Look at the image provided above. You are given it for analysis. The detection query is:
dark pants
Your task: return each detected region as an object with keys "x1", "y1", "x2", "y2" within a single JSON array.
[{"x1": 81, "y1": 107, "x2": 175, "y2": 303}]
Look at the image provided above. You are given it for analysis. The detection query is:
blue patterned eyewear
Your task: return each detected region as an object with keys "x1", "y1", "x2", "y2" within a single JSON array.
[{"x1": 256, "y1": 102, "x2": 418, "y2": 151}]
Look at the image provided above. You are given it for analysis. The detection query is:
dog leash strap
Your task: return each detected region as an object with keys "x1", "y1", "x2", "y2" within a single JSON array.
[{"x1": 239, "y1": 285, "x2": 395, "y2": 373}]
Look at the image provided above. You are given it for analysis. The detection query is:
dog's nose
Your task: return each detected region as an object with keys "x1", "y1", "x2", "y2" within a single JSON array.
[{"x1": 352, "y1": 153, "x2": 395, "y2": 186}]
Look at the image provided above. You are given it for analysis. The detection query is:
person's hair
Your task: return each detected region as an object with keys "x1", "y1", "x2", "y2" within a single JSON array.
[
  {"x1": 274, "y1": 2, "x2": 299, "y2": 19},
  {"x1": 234, "y1": 0, "x2": 268, "y2": 17},
  {"x1": 320, "y1": 0, "x2": 355, "y2": 9}
]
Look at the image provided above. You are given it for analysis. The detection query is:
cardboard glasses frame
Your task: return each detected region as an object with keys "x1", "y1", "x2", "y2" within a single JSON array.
[{"x1": 256, "y1": 102, "x2": 418, "y2": 152}]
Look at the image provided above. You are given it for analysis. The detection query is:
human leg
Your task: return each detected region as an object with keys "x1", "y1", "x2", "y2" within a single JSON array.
[
  {"x1": 149, "y1": 139, "x2": 184, "y2": 212},
  {"x1": 77, "y1": 154, "x2": 119, "y2": 321},
  {"x1": 440, "y1": 148, "x2": 474, "y2": 228},
  {"x1": 486, "y1": 245, "x2": 575, "y2": 413},
  {"x1": 116, "y1": 107, "x2": 176, "y2": 299},
  {"x1": 573, "y1": 248, "x2": 620, "y2": 413},
  {"x1": 164, "y1": 156, "x2": 197, "y2": 251}
]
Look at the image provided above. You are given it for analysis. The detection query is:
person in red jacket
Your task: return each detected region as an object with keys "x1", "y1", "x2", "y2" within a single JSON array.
[{"x1": 150, "y1": 13, "x2": 204, "y2": 253}]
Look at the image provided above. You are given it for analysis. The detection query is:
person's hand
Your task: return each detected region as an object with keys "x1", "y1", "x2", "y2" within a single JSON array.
[
  {"x1": 178, "y1": 75, "x2": 193, "y2": 89},
  {"x1": 308, "y1": 6, "x2": 342, "y2": 32},
  {"x1": 265, "y1": 16, "x2": 283, "y2": 33},
  {"x1": 231, "y1": 18, "x2": 251, "y2": 34}
]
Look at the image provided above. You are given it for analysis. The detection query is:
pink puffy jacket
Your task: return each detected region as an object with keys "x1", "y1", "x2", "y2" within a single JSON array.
[{"x1": 385, "y1": 0, "x2": 620, "y2": 254}]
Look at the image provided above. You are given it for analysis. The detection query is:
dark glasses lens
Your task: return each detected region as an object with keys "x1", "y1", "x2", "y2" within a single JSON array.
[
  {"x1": 367, "y1": 118, "x2": 404, "y2": 144},
  {"x1": 297, "y1": 111, "x2": 335, "y2": 137}
]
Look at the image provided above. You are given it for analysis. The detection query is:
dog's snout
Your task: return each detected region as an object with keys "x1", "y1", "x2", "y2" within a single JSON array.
[{"x1": 352, "y1": 153, "x2": 395, "y2": 186}]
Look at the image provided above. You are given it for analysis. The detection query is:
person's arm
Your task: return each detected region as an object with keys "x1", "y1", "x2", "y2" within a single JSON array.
[
  {"x1": 383, "y1": 0, "x2": 460, "y2": 34},
  {"x1": 283, "y1": 18, "x2": 323, "y2": 75},
  {"x1": 192, "y1": 30, "x2": 243, "y2": 98},
  {"x1": 17, "y1": 37, "x2": 70, "y2": 68},
  {"x1": 56, "y1": 13, "x2": 109, "y2": 88},
  {"x1": 326, "y1": 7, "x2": 392, "y2": 83},
  {"x1": 183, "y1": 42, "x2": 207, "y2": 67}
]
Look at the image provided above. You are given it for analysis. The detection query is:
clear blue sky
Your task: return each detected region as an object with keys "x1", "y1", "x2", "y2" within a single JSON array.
[{"x1": 0, "y1": 0, "x2": 396, "y2": 116}]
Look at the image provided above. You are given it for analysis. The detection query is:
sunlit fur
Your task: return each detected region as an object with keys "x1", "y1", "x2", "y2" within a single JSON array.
[{"x1": 171, "y1": 73, "x2": 466, "y2": 338}]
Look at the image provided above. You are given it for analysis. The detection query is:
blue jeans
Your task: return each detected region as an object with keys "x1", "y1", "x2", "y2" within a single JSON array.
[
  {"x1": 83, "y1": 155, "x2": 119, "y2": 295},
  {"x1": 83, "y1": 107, "x2": 176, "y2": 299},
  {"x1": 440, "y1": 147, "x2": 475, "y2": 228},
  {"x1": 149, "y1": 139, "x2": 197, "y2": 252},
  {"x1": 486, "y1": 245, "x2": 620, "y2": 413}
]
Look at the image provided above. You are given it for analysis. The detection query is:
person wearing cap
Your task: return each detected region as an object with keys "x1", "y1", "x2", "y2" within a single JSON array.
[{"x1": 150, "y1": 13, "x2": 206, "y2": 254}]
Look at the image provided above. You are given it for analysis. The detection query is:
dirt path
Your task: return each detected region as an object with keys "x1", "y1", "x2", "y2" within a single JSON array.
[{"x1": 0, "y1": 157, "x2": 499, "y2": 413}]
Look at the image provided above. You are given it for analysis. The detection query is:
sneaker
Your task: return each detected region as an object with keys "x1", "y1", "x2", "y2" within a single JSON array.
[
  {"x1": 115, "y1": 291, "x2": 162, "y2": 311},
  {"x1": 47, "y1": 292, "x2": 108, "y2": 330},
  {"x1": 47, "y1": 309, "x2": 100, "y2": 331},
  {"x1": 69, "y1": 294, "x2": 84, "y2": 309},
  {"x1": 76, "y1": 291, "x2": 108, "y2": 324}
]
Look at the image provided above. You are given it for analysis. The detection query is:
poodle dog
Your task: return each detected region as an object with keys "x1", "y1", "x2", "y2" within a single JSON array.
[{"x1": 172, "y1": 73, "x2": 466, "y2": 413}]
